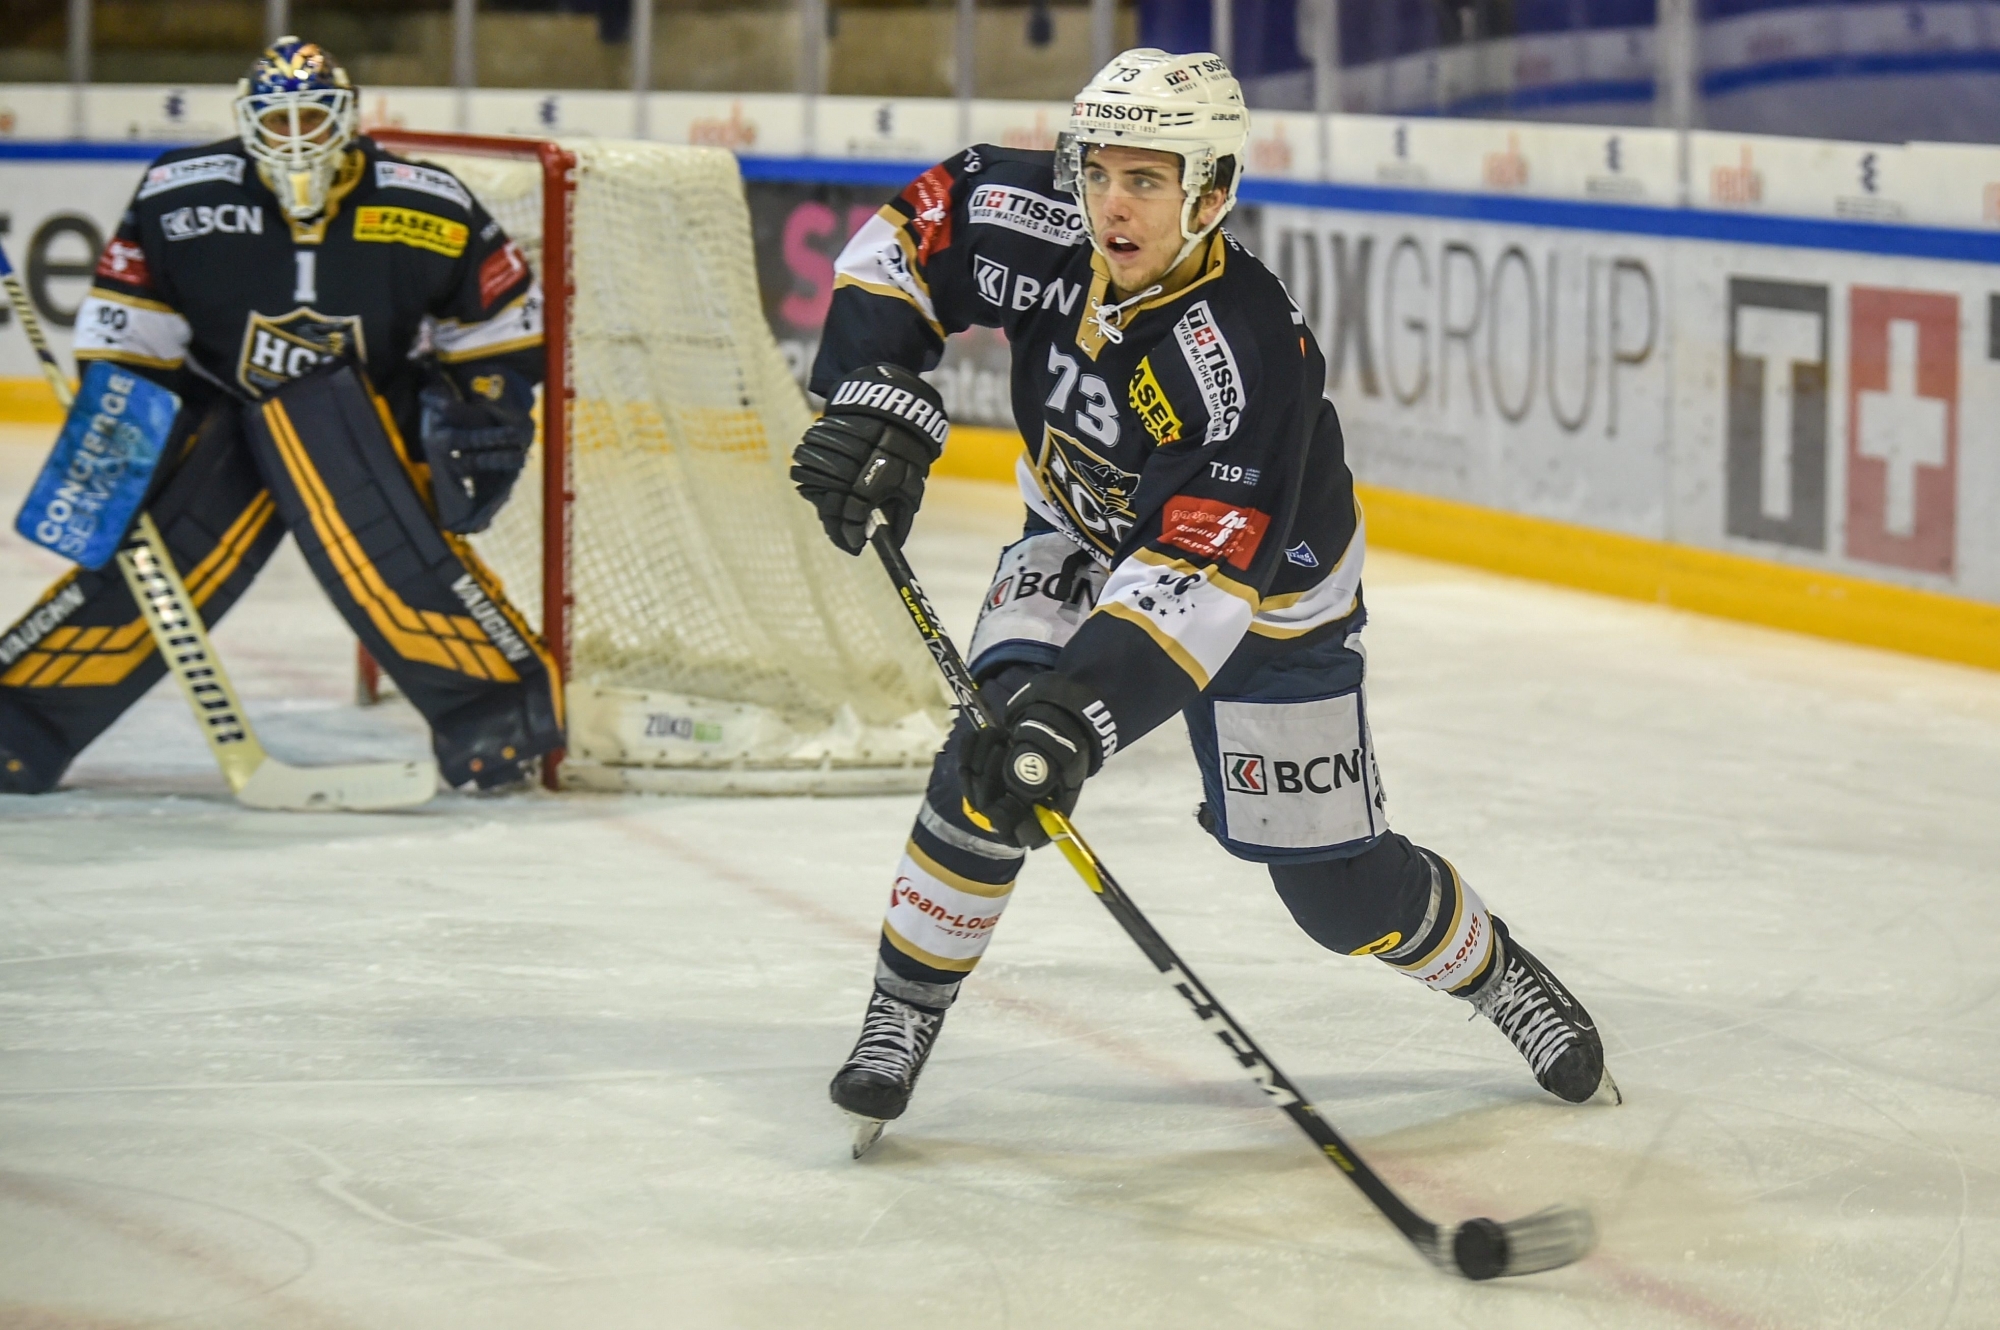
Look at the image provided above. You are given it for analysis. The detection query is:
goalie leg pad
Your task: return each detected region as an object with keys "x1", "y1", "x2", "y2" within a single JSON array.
[
  {"x1": 876, "y1": 717, "x2": 1027, "y2": 993},
  {"x1": 0, "y1": 399, "x2": 282, "y2": 791},
  {"x1": 242, "y1": 367, "x2": 563, "y2": 788}
]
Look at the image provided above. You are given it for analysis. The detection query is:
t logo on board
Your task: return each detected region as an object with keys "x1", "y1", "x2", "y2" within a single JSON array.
[
  {"x1": 1725, "y1": 278, "x2": 1828, "y2": 551},
  {"x1": 1846, "y1": 287, "x2": 1956, "y2": 575}
]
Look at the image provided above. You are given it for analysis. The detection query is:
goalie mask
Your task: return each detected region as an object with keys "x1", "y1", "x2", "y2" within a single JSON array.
[
  {"x1": 234, "y1": 36, "x2": 359, "y2": 221},
  {"x1": 1055, "y1": 49, "x2": 1250, "y2": 272}
]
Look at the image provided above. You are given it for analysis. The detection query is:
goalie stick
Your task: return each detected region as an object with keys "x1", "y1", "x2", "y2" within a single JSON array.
[
  {"x1": 0, "y1": 240, "x2": 436, "y2": 811},
  {"x1": 866, "y1": 513, "x2": 1596, "y2": 1281}
]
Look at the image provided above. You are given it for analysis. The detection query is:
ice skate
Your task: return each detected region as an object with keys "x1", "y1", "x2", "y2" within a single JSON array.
[
  {"x1": 1473, "y1": 918, "x2": 1620, "y2": 1105},
  {"x1": 829, "y1": 987, "x2": 946, "y2": 1156}
]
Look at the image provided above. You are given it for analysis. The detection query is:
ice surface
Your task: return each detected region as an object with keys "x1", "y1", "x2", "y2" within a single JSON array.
[{"x1": 2, "y1": 429, "x2": 1997, "y2": 1328}]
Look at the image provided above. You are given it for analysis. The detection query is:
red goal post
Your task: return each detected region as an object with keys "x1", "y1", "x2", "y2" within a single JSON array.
[
  {"x1": 352, "y1": 131, "x2": 950, "y2": 795},
  {"x1": 367, "y1": 131, "x2": 576, "y2": 789}
]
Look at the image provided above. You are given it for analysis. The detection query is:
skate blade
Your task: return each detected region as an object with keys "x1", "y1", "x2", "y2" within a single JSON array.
[
  {"x1": 1593, "y1": 1066, "x2": 1623, "y2": 1106},
  {"x1": 849, "y1": 1115, "x2": 886, "y2": 1159}
]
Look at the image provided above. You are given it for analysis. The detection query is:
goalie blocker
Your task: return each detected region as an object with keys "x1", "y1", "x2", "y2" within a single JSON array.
[{"x1": 0, "y1": 366, "x2": 562, "y2": 792}]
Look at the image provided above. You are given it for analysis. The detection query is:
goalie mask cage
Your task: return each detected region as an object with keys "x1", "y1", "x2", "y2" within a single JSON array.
[{"x1": 367, "y1": 131, "x2": 949, "y2": 794}]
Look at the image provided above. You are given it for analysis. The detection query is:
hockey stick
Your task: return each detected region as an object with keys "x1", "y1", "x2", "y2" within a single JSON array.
[
  {"x1": 867, "y1": 514, "x2": 1595, "y2": 1280},
  {"x1": 0, "y1": 241, "x2": 436, "y2": 810}
]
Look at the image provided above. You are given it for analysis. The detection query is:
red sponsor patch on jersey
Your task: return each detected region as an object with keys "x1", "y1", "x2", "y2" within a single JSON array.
[
  {"x1": 899, "y1": 163, "x2": 956, "y2": 262},
  {"x1": 94, "y1": 238, "x2": 151, "y2": 288},
  {"x1": 478, "y1": 240, "x2": 528, "y2": 308},
  {"x1": 1161, "y1": 496, "x2": 1270, "y2": 570}
]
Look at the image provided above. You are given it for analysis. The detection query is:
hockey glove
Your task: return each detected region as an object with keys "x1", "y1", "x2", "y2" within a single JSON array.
[
  {"x1": 960, "y1": 672, "x2": 1118, "y2": 850},
  {"x1": 791, "y1": 363, "x2": 949, "y2": 555},
  {"x1": 419, "y1": 378, "x2": 535, "y2": 534}
]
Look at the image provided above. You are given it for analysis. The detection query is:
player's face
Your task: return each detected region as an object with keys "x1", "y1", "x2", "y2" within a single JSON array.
[{"x1": 1080, "y1": 146, "x2": 1227, "y2": 294}]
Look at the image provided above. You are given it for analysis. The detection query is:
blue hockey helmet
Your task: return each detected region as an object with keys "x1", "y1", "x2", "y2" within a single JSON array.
[{"x1": 234, "y1": 37, "x2": 359, "y2": 220}]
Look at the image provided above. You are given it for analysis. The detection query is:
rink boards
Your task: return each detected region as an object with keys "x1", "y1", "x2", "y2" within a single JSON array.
[{"x1": 4, "y1": 140, "x2": 2000, "y2": 662}]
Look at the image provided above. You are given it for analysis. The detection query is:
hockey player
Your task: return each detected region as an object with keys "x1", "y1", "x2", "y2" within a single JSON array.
[
  {"x1": 0, "y1": 38, "x2": 561, "y2": 794},
  {"x1": 792, "y1": 49, "x2": 1618, "y2": 1142}
]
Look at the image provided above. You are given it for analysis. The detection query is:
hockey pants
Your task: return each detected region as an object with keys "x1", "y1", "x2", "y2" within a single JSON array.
[
  {"x1": 0, "y1": 367, "x2": 562, "y2": 793},
  {"x1": 871, "y1": 640, "x2": 1498, "y2": 1012}
]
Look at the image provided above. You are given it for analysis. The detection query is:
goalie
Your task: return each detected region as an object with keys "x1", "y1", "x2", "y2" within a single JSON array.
[
  {"x1": 794, "y1": 50, "x2": 1619, "y2": 1142},
  {"x1": 0, "y1": 38, "x2": 562, "y2": 794}
]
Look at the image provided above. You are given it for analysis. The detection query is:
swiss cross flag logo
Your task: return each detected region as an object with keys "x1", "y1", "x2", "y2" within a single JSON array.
[{"x1": 1845, "y1": 287, "x2": 1957, "y2": 574}]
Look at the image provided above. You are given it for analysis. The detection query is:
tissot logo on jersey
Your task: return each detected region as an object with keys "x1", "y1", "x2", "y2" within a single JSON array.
[
  {"x1": 1173, "y1": 301, "x2": 1243, "y2": 442},
  {"x1": 1162, "y1": 496, "x2": 1269, "y2": 570},
  {"x1": 162, "y1": 204, "x2": 264, "y2": 241},
  {"x1": 352, "y1": 206, "x2": 469, "y2": 258},
  {"x1": 1127, "y1": 358, "x2": 1183, "y2": 445},
  {"x1": 136, "y1": 152, "x2": 246, "y2": 199},
  {"x1": 967, "y1": 184, "x2": 1086, "y2": 245},
  {"x1": 374, "y1": 160, "x2": 473, "y2": 209}
]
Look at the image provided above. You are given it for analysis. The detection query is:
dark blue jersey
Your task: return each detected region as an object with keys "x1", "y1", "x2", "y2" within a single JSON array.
[{"x1": 813, "y1": 146, "x2": 1366, "y2": 745}]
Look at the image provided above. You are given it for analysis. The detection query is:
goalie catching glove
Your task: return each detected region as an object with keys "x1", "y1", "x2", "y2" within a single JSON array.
[
  {"x1": 791, "y1": 363, "x2": 949, "y2": 554},
  {"x1": 419, "y1": 372, "x2": 535, "y2": 535},
  {"x1": 961, "y1": 672, "x2": 1119, "y2": 849}
]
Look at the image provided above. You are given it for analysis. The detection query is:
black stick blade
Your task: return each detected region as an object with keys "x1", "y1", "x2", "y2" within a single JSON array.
[{"x1": 1451, "y1": 1204, "x2": 1595, "y2": 1280}]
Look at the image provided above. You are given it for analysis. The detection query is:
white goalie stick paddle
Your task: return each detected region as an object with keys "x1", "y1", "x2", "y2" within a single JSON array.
[
  {"x1": 0, "y1": 241, "x2": 437, "y2": 810},
  {"x1": 865, "y1": 512, "x2": 1596, "y2": 1280}
]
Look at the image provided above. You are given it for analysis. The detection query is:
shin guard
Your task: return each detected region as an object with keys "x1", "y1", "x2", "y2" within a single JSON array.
[{"x1": 243, "y1": 367, "x2": 562, "y2": 788}]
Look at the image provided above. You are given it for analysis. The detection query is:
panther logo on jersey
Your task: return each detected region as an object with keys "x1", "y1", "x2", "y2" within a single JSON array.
[
  {"x1": 1031, "y1": 424, "x2": 1139, "y2": 559},
  {"x1": 236, "y1": 307, "x2": 367, "y2": 394}
]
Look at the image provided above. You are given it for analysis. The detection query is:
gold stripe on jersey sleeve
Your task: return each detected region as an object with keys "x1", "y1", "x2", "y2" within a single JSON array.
[{"x1": 1096, "y1": 599, "x2": 1211, "y2": 689}]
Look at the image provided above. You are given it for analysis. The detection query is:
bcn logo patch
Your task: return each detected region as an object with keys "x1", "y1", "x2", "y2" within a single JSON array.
[
  {"x1": 352, "y1": 206, "x2": 469, "y2": 258},
  {"x1": 1128, "y1": 357, "x2": 1183, "y2": 445},
  {"x1": 1224, "y1": 749, "x2": 1367, "y2": 796}
]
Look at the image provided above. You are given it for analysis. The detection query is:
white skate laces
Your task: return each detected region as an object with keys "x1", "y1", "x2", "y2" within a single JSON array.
[
  {"x1": 843, "y1": 990, "x2": 942, "y2": 1083},
  {"x1": 1086, "y1": 284, "x2": 1162, "y2": 346},
  {"x1": 1473, "y1": 951, "x2": 1578, "y2": 1081}
]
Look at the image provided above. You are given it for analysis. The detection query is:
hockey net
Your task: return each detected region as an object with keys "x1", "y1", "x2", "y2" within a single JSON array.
[{"x1": 368, "y1": 132, "x2": 948, "y2": 793}]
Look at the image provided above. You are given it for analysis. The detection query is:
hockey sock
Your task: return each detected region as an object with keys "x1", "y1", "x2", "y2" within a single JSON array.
[
  {"x1": 877, "y1": 791, "x2": 1024, "y2": 986},
  {"x1": 1376, "y1": 849, "x2": 1500, "y2": 997}
]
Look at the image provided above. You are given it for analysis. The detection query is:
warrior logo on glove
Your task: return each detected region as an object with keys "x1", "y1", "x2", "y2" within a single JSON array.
[{"x1": 791, "y1": 363, "x2": 948, "y2": 555}]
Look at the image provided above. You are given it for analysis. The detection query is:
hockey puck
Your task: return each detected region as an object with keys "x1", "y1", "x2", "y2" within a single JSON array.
[{"x1": 1453, "y1": 1218, "x2": 1510, "y2": 1280}]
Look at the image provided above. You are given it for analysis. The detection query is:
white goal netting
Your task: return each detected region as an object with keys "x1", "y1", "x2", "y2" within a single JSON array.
[{"x1": 409, "y1": 138, "x2": 948, "y2": 793}]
